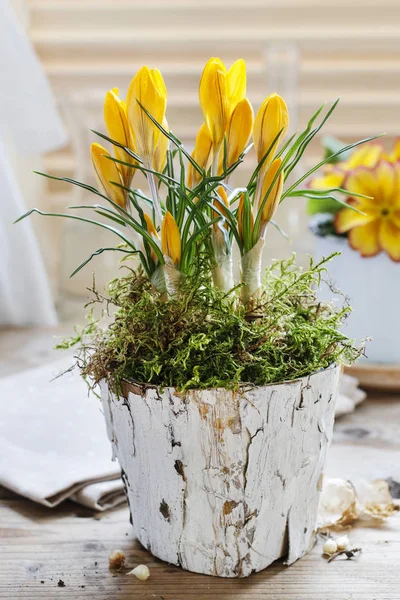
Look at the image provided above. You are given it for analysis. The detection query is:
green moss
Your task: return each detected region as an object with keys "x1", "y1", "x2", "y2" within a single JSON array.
[{"x1": 64, "y1": 254, "x2": 362, "y2": 392}]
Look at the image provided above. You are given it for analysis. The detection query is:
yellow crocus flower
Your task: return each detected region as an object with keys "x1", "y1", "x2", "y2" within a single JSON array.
[
  {"x1": 104, "y1": 88, "x2": 137, "y2": 187},
  {"x1": 227, "y1": 59, "x2": 246, "y2": 111},
  {"x1": 153, "y1": 117, "x2": 169, "y2": 174},
  {"x1": 187, "y1": 123, "x2": 213, "y2": 188},
  {"x1": 143, "y1": 213, "x2": 158, "y2": 238},
  {"x1": 126, "y1": 66, "x2": 167, "y2": 166},
  {"x1": 253, "y1": 93, "x2": 289, "y2": 166},
  {"x1": 224, "y1": 97, "x2": 254, "y2": 169},
  {"x1": 161, "y1": 210, "x2": 181, "y2": 265},
  {"x1": 91, "y1": 142, "x2": 126, "y2": 208},
  {"x1": 260, "y1": 158, "x2": 284, "y2": 232},
  {"x1": 199, "y1": 58, "x2": 228, "y2": 152}
]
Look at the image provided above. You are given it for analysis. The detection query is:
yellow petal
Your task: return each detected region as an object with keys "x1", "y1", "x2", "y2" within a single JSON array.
[
  {"x1": 348, "y1": 220, "x2": 381, "y2": 257},
  {"x1": 375, "y1": 160, "x2": 397, "y2": 205},
  {"x1": 153, "y1": 117, "x2": 169, "y2": 173},
  {"x1": 385, "y1": 138, "x2": 400, "y2": 162},
  {"x1": 104, "y1": 88, "x2": 137, "y2": 186},
  {"x1": 335, "y1": 206, "x2": 376, "y2": 234},
  {"x1": 213, "y1": 186, "x2": 229, "y2": 230},
  {"x1": 187, "y1": 123, "x2": 213, "y2": 188},
  {"x1": 143, "y1": 213, "x2": 158, "y2": 238},
  {"x1": 126, "y1": 66, "x2": 167, "y2": 164},
  {"x1": 379, "y1": 219, "x2": 400, "y2": 261},
  {"x1": 161, "y1": 211, "x2": 181, "y2": 265},
  {"x1": 199, "y1": 58, "x2": 228, "y2": 149},
  {"x1": 260, "y1": 158, "x2": 284, "y2": 225},
  {"x1": 227, "y1": 59, "x2": 246, "y2": 111},
  {"x1": 345, "y1": 143, "x2": 383, "y2": 169},
  {"x1": 344, "y1": 168, "x2": 380, "y2": 209},
  {"x1": 224, "y1": 97, "x2": 254, "y2": 168},
  {"x1": 309, "y1": 171, "x2": 345, "y2": 191},
  {"x1": 90, "y1": 142, "x2": 126, "y2": 208},
  {"x1": 253, "y1": 94, "x2": 289, "y2": 166}
]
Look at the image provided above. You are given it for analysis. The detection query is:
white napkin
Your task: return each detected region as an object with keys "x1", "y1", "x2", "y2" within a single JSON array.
[{"x1": 0, "y1": 359, "x2": 124, "y2": 510}]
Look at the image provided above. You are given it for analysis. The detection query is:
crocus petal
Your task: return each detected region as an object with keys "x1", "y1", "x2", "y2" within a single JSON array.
[
  {"x1": 199, "y1": 58, "x2": 228, "y2": 149},
  {"x1": 224, "y1": 97, "x2": 254, "y2": 169},
  {"x1": 260, "y1": 158, "x2": 284, "y2": 225},
  {"x1": 144, "y1": 213, "x2": 158, "y2": 238},
  {"x1": 344, "y1": 168, "x2": 380, "y2": 209},
  {"x1": 379, "y1": 219, "x2": 400, "y2": 261},
  {"x1": 253, "y1": 93, "x2": 289, "y2": 166},
  {"x1": 126, "y1": 66, "x2": 167, "y2": 165},
  {"x1": 153, "y1": 117, "x2": 169, "y2": 173},
  {"x1": 385, "y1": 138, "x2": 400, "y2": 162},
  {"x1": 161, "y1": 210, "x2": 181, "y2": 265},
  {"x1": 90, "y1": 142, "x2": 126, "y2": 208},
  {"x1": 335, "y1": 207, "x2": 376, "y2": 234},
  {"x1": 227, "y1": 59, "x2": 246, "y2": 111},
  {"x1": 187, "y1": 123, "x2": 213, "y2": 188},
  {"x1": 348, "y1": 220, "x2": 381, "y2": 257},
  {"x1": 104, "y1": 88, "x2": 136, "y2": 185}
]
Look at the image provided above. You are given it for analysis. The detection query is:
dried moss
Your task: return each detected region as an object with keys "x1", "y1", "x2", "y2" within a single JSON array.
[{"x1": 62, "y1": 254, "x2": 362, "y2": 392}]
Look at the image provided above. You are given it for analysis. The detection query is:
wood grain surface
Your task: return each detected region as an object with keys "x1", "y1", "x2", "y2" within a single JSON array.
[{"x1": 1, "y1": 328, "x2": 400, "y2": 599}]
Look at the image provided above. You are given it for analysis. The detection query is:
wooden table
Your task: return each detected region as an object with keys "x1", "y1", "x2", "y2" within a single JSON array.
[{"x1": 1, "y1": 328, "x2": 400, "y2": 600}]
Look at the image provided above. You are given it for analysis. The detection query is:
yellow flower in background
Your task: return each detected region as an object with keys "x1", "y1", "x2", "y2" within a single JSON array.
[
  {"x1": 126, "y1": 66, "x2": 167, "y2": 166},
  {"x1": 223, "y1": 97, "x2": 254, "y2": 170},
  {"x1": 335, "y1": 161, "x2": 400, "y2": 261},
  {"x1": 161, "y1": 211, "x2": 181, "y2": 265},
  {"x1": 383, "y1": 138, "x2": 400, "y2": 162},
  {"x1": 104, "y1": 88, "x2": 137, "y2": 186},
  {"x1": 91, "y1": 143, "x2": 126, "y2": 208},
  {"x1": 199, "y1": 58, "x2": 228, "y2": 151},
  {"x1": 253, "y1": 93, "x2": 289, "y2": 166},
  {"x1": 187, "y1": 123, "x2": 213, "y2": 188},
  {"x1": 153, "y1": 118, "x2": 169, "y2": 174},
  {"x1": 260, "y1": 158, "x2": 284, "y2": 232},
  {"x1": 310, "y1": 143, "x2": 383, "y2": 191}
]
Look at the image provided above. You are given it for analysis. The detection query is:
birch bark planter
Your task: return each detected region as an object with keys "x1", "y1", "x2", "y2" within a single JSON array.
[
  {"x1": 101, "y1": 365, "x2": 340, "y2": 577},
  {"x1": 315, "y1": 236, "x2": 400, "y2": 364}
]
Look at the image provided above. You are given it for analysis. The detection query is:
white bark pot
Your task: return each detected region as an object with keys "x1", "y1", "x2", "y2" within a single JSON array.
[
  {"x1": 101, "y1": 364, "x2": 340, "y2": 578},
  {"x1": 315, "y1": 236, "x2": 400, "y2": 364}
]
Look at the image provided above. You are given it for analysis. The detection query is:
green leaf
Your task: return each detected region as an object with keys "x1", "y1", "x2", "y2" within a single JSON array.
[{"x1": 70, "y1": 247, "x2": 138, "y2": 278}]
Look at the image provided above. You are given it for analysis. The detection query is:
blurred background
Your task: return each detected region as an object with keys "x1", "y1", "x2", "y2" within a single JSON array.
[{"x1": 3, "y1": 0, "x2": 400, "y2": 325}]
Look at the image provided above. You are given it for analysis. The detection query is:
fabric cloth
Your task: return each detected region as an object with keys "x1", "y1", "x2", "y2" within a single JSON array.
[
  {"x1": 0, "y1": 359, "x2": 124, "y2": 511},
  {"x1": 0, "y1": 0, "x2": 67, "y2": 326}
]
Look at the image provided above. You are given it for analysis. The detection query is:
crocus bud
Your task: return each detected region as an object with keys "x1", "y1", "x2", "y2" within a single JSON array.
[
  {"x1": 224, "y1": 97, "x2": 254, "y2": 169},
  {"x1": 126, "y1": 66, "x2": 167, "y2": 166},
  {"x1": 104, "y1": 88, "x2": 137, "y2": 186},
  {"x1": 199, "y1": 58, "x2": 228, "y2": 150},
  {"x1": 227, "y1": 59, "x2": 246, "y2": 112},
  {"x1": 161, "y1": 210, "x2": 181, "y2": 265},
  {"x1": 260, "y1": 158, "x2": 284, "y2": 233},
  {"x1": 187, "y1": 123, "x2": 213, "y2": 188},
  {"x1": 253, "y1": 94, "x2": 289, "y2": 166},
  {"x1": 153, "y1": 118, "x2": 169, "y2": 174},
  {"x1": 91, "y1": 142, "x2": 126, "y2": 208}
]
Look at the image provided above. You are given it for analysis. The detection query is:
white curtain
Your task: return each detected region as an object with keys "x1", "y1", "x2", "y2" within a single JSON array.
[{"x1": 0, "y1": 0, "x2": 67, "y2": 326}]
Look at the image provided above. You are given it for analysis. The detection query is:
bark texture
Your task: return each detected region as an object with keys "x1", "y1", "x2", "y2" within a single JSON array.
[{"x1": 101, "y1": 365, "x2": 340, "y2": 577}]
